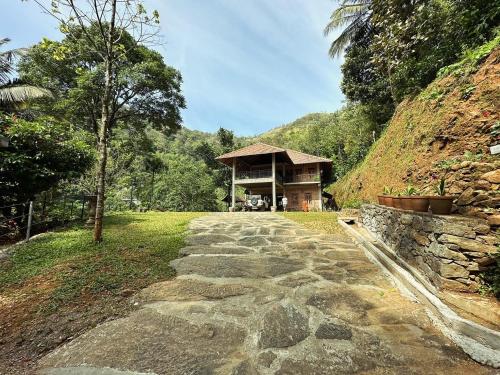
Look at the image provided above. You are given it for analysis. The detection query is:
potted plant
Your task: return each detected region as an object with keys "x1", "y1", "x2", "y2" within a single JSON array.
[
  {"x1": 393, "y1": 192, "x2": 403, "y2": 209},
  {"x1": 429, "y1": 178, "x2": 454, "y2": 215},
  {"x1": 400, "y1": 185, "x2": 430, "y2": 212},
  {"x1": 400, "y1": 185, "x2": 416, "y2": 210},
  {"x1": 382, "y1": 186, "x2": 395, "y2": 207}
]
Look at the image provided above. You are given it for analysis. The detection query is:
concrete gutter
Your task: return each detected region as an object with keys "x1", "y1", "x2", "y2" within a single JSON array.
[{"x1": 338, "y1": 219, "x2": 500, "y2": 368}]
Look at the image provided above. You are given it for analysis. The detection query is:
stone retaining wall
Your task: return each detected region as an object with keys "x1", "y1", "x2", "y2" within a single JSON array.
[{"x1": 360, "y1": 204, "x2": 498, "y2": 293}]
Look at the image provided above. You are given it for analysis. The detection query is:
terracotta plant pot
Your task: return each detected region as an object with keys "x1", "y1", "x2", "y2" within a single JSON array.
[
  {"x1": 409, "y1": 196, "x2": 430, "y2": 212},
  {"x1": 400, "y1": 196, "x2": 413, "y2": 210},
  {"x1": 385, "y1": 196, "x2": 394, "y2": 207},
  {"x1": 377, "y1": 195, "x2": 385, "y2": 205},
  {"x1": 393, "y1": 197, "x2": 402, "y2": 209},
  {"x1": 429, "y1": 196, "x2": 454, "y2": 215}
]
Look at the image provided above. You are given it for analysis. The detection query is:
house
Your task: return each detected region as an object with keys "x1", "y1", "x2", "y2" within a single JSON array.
[{"x1": 216, "y1": 142, "x2": 332, "y2": 211}]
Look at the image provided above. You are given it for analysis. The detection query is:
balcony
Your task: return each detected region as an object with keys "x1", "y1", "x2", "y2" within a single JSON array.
[
  {"x1": 285, "y1": 173, "x2": 320, "y2": 183},
  {"x1": 236, "y1": 169, "x2": 272, "y2": 179},
  {"x1": 235, "y1": 169, "x2": 284, "y2": 184}
]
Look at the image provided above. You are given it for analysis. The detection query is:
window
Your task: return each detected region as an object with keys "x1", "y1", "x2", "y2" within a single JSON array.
[
  {"x1": 295, "y1": 168, "x2": 302, "y2": 176},
  {"x1": 308, "y1": 168, "x2": 315, "y2": 175},
  {"x1": 292, "y1": 193, "x2": 299, "y2": 205}
]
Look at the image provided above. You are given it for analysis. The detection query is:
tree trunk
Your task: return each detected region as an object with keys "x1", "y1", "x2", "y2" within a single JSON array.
[{"x1": 93, "y1": 0, "x2": 117, "y2": 242}]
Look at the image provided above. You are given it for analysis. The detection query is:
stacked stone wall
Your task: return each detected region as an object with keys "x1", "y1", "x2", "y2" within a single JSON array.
[
  {"x1": 360, "y1": 204, "x2": 498, "y2": 292},
  {"x1": 420, "y1": 160, "x2": 500, "y2": 227}
]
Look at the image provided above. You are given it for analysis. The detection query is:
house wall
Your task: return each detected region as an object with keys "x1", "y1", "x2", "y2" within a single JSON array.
[
  {"x1": 249, "y1": 185, "x2": 322, "y2": 211},
  {"x1": 284, "y1": 185, "x2": 321, "y2": 211}
]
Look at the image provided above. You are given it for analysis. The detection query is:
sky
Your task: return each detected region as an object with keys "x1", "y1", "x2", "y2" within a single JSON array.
[{"x1": 1, "y1": 0, "x2": 344, "y2": 136}]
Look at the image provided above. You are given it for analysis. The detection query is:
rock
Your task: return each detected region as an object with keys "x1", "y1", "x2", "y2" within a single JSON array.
[
  {"x1": 231, "y1": 360, "x2": 259, "y2": 375},
  {"x1": 412, "y1": 231, "x2": 430, "y2": 246},
  {"x1": 473, "y1": 180, "x2": 491, "y2": 190},
  {"x1": 258, "y1": 302, "x2": 309, "y2": 348},
  {"x1": 481, "y1": 169, "x2": 500, "y2": 183},
  {"x1": 441, "y1": 223, "x2": 476, "y2": 239},
  {"x1": 171, "y1": 255, "x2": 303, "y2": 278},
  {"x1": 478, "y1": 235, "x2": 498, "y2": 246},
  {"x1": 438, "y1": 234, "x2": 497, "y2": 254},
  {"x1": 488, "y1": 215, "x2": 500, "y2": 226},
  {"x1": 237, "y1": 236, "x2": 269, "y2": 247},
  {"x1": 187, "y1": 234, "x2": 234, "y2": 245},
  {"x1": 315, "y1": 322, "x2": 352, "y2": 340},
  {"x1": 427, "y1": 242, "x2": 467, "y2": 261},
  {"x1": 257, "y1": 351, "x2": 277, "y2": 368},
  {"x1": 180, "y1": 245, "x2": 253, "y2": 255},
  {"x1": 473, "y1": 223, "x2": 491, "y2": 235},
  {"x1": 439, "y1": 262, "x2": 469, "y2": 278},
  {"x1": 400, "y1": 214, "x2": 413, "y2": 225},
  {"x1": 456, "y1": 187, "x2": 476, "y2": 206}
]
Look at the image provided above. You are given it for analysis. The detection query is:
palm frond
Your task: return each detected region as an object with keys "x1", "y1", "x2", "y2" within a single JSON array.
[
  {"x1": 324, "y1": 0, "x2": 371, "y2": 57},
  {"x1": 327, "y1": 16, "x2": 365, "y2": 58},
  {"x1": 0, "y1": 84, "x2": 53, "y2": 104}
]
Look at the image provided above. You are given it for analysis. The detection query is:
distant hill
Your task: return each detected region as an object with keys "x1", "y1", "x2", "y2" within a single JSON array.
[{"x1": 250, "y1": 113, "x2": 338, "y2": 150}]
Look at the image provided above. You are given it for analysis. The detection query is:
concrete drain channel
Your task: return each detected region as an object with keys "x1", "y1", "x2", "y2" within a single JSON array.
[{"x1": 338, "y1": 218, "x2": 500, "y2": 368}]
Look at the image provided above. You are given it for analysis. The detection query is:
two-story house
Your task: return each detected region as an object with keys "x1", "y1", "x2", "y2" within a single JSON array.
[{"x1": 216, "y1": 142, "x2": 332, "y2": 211}]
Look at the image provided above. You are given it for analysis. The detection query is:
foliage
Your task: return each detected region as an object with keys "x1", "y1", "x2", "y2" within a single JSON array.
[
  {"x1": 0, "y1": 113, "x2": 93, "y2": 204},
  {"x1": 19, "y1": 25, "x2": 185, "y2": 139},
  {"x1": 0, "y1": 211, "x2": 203, "y2": 307},
  {"x1": 0, "y1": 37, "x2": 51, "y2": 109},
  {"x1": 402, "y1": 185, "x2": 417, "y2": 196},
  {"x1": 479, "y1": 251, "x2": 500, "y2": 298},
  {"x1": 328, "y1": 0, "x2": 500, "y2": 133},
  {"x1": 256, "y1": 105, "x2": 377, "y2": 181},
  {"x1": 324, "y1": 0, "x2": 371, "y2": 57},
  {"x1": 438, "y1": 31, "x2": 500, "y2": 77},
  {"x1": 436, "y1": 178, "x2": 446, "y2": 196},
  {"x1": 382, "y1": 186, "x2": 394, "y2": 196}
]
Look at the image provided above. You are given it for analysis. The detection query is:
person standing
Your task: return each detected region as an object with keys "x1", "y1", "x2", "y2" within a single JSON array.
[{"x1": 282, "y1": 195, "x2": 288, "y2": 212}]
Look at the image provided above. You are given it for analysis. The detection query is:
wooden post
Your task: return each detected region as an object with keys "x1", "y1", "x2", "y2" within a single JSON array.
[
  {"x1": 231, "y1": 158, "x2": 236, "y2": 211},
  {"x1": 317, "y1": 163, "x2": 322, "y2": 211},
  {"x1": 25, "y1": 201, "x2": 33, "y2": 241},
  {"x1": 271, "y1": 153, "x2": 277, "y2": 211}
]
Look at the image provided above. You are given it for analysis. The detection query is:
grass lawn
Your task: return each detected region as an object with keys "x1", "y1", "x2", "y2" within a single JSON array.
[
  {"x1": 280, "y1": 211, "x2": 344, "y2": 236},
  {"x1": 0, "y1": 211, "x2": 204, "y2": 374}
]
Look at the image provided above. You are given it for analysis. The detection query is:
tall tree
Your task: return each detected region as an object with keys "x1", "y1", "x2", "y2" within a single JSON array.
[
  {"x1": 28, "y1": 0, "x2": 184, "y2": 241},
  {"x1": 0, "y1": 38, "x2": 51, "y2": 109},
  {"x1": 323, "y1": 0, "x2": 371, "y2": 58}
]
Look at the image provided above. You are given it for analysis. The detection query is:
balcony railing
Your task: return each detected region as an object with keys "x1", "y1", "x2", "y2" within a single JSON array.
[
  {"x1": 236, "y1": 169, "x2": 272, "y2": 179},
  {"x1": 285, "y1": 173, "x2": 320, "y2": 183}
]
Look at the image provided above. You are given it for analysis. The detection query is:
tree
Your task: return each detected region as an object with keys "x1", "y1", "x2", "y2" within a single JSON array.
[
  {"x1": 324, "y1": 0, "x2": 371, "y2": 57},
  {"x1": 153, "y1": 154, "x2": 218, "y2": 212},
  {"x1": 0, "y1": 113, "x2": 93, "y2": 205},
  {"x1": 0, "y1": 38, "x2": 51, "y2": 109},
  {"x1": 28, "y1": 1, "x2": 184, "y2": 241}
]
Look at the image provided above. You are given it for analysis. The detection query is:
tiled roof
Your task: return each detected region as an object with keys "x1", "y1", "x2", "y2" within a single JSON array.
[
  {"x1": 216, "y1": 142, "x2": 332, "y2": 165},
  {"x1": 216, "y1": 142, "x2": 286, "y2": 160},
  {"x1": 285, "y1": 149, "x2": 332, "y2": 165}
]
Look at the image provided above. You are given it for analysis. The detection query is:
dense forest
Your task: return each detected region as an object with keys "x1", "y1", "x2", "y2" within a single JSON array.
[{"x1": 1, "y1": 0, "x2": 499, "y2": 218}]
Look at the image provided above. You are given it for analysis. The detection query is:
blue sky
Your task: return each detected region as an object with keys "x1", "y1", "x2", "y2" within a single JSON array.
[{"x1": 1, "y1": 0, "x2": 344, "y2": 136}]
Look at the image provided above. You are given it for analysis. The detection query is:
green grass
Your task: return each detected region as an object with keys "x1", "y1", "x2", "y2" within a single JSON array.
[
  {"x1": 0, "y1": 211, "x2": 204, "y2": 309},
  {"x1": 280, "y1": 211, "x2": 342, "y2": 235}
]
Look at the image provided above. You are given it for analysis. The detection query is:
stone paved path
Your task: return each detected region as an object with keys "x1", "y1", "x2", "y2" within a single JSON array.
[{"x1": 38, "y1": 213, "x2": 495, "y2": 375}]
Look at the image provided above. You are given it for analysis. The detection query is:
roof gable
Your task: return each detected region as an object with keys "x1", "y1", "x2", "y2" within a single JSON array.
[
  {"x1": 285, "y1": 149, "x2": 332, "y2": 165},
  {"x1": 216, "y1": 142, "x2": 332, "y2": 165},
  {"x1": 216, "y1": 142, "x2": 285, "y2": 160}
]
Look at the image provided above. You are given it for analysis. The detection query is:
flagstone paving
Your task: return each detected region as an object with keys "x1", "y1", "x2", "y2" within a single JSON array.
[{"x1": 37, "y1": 213, "x2": 495, "y2": 375}]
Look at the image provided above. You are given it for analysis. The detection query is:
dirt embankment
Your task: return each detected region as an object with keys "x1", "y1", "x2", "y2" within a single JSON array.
[{"x1": 331, "y1": 48, "x2": 500, "y2": 211}]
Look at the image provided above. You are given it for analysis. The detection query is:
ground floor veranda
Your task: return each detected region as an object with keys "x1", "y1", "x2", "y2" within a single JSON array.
[{"x1": 239, "y1": 181, "x2": 323, "y2": 211}]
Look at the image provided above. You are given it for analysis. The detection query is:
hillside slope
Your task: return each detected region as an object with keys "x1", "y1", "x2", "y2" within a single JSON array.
[
  {"x1": 251, "y1": 112, "x2": 337, "y2": 150},
  {"x1": 331, "y1": 46, "x2": 500, "y2": 209}
]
